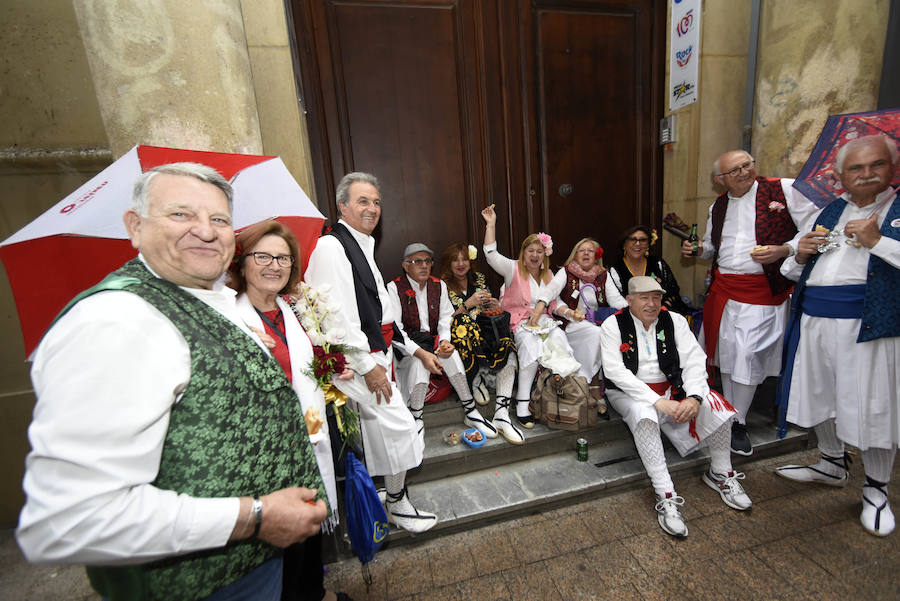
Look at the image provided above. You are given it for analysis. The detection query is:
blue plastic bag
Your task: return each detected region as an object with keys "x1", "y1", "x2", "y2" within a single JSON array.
[{"x1": 344, "y1": 451, "x2": 389, "y2": 568}]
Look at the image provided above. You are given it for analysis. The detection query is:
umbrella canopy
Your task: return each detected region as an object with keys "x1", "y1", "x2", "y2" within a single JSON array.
[
  {"x1": 793, "y1": 107, "x2": 900, "y2": 208},
  {"x1": 0, "y1": 145, "x2": 325, "y2": 356}
]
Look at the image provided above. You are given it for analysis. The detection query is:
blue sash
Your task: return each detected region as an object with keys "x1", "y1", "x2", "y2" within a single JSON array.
[{"x1": 775, "y1": 284, "x2": 865, "y2": 437}]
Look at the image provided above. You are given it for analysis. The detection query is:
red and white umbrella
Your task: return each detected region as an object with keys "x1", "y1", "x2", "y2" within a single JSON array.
[{"x1": 0, "y1": 145, "x2": 325, "y2": 356}]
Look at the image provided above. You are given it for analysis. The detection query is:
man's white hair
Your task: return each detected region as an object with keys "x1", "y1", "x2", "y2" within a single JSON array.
[
  {"x1": 712, "y1": 150, "x2": 754, "y2": 177},
  {"x1": 335, "y1": 172, "x2": 381, "y2": 209},
  {"x1": 834, "y1": 135, "x2": 899, "y2": 173},
  {"x1": 131, "y1": 162, "x2": 233, "y2": 216}
]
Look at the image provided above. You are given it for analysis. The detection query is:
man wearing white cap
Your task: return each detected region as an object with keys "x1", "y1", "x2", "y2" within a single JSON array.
[
  {"x1": 387, "y1": 243, "x2": 507, "y2": 443},
  {"x1": 600, "y1": 276, "x2": 753, "y2": 538}
]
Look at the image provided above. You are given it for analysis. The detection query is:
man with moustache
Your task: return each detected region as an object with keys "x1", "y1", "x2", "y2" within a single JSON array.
[
  {"x1": 682, "y1": 150, "x2": 818, "y2": 455},
  {"x1": 600, "y1": 276, "x2": 751, "y2": 538},
  {"x1": 304, "y1": 172, "x2": 438, "y2": 533},
  {"x1": 16, "y1": 163, "x2": 328, "y2": 601},
  {"x1": 387, "y1": 243, "x2": 503, "y2": 444},
  {"x1": 775, "y1": 135, "x2": 900, "y2": 537}
]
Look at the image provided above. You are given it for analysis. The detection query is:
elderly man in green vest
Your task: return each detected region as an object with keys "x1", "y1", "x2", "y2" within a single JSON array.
[{"x1": 16, "y1": 163, "x2": 328, "y2": 601}]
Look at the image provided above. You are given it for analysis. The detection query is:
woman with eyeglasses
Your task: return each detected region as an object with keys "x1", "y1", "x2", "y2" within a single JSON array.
[
  {"x1": 228, "y1": 220, "x2": 353, "y2": 601},
  {"x1": 481, "y1": 204, "x2": 578, "y2": 429},
  {"x1": 608, "y1": 225, "x2": 693, "y2": 315},
  {"x1": 542, "y1": 238, "x2": 626, "y2": 413}
]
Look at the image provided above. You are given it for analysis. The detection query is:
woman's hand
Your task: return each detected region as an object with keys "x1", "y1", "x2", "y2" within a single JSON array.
[
  {"x1": 527, "y1": 302, "x2": 545, "y2": 327},
  {"x1": 336, "y1": 367, "x2": 355, "y2": 380},
  {"x1": 465, "y1": 289, "x2": 491, "y2": 308},
  {"x1": 250, "y1": 326, "x2": 277, "y2": 349},
  {"x1": 481, "y1": 204, "x2": 496, "y2": 226}
]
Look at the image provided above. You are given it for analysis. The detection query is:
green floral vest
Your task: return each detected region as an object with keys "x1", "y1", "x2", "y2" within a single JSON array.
[{"x1": 65, "y1": 259, "x2": 326, "y2": 601}]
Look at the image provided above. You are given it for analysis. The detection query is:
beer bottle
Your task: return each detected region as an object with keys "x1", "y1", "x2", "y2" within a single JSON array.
[{"x1": 688, "y1": 223, "x2": 699, "y2": 256}]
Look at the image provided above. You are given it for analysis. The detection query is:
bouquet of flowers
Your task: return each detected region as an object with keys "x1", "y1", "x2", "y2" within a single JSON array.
[{"x1": 290, "y1": 281, "x2": 361, "y2": 448}]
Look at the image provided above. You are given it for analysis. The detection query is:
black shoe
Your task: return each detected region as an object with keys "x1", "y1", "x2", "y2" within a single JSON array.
[{"x1": 730, "y1": 422, "x2": 753, "y2": 456}]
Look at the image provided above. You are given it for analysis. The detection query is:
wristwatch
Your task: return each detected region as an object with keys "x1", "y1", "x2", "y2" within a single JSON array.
[
  {"x1": 687, "y1": 394, "x2": 703, "y2": 405},
  {"x1": 784, "y1": 244, "x2": 796, "y2": 257}
]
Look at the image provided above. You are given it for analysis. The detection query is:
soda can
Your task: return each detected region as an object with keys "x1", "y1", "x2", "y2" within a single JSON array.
[{"x1": 576, "y1": 437, "x2": 588, "y2": 462}]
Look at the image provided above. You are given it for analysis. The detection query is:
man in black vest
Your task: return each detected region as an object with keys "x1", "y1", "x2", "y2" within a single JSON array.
[
  {"x1": 599, "y1": 276, "x2": 752, "y2": 538},
  {"x1": 388, "y1": 242, "x2": 499, "y2": 445},
  {"x1": 305, "y1": 172, "x2": 438, "y2": 534}
]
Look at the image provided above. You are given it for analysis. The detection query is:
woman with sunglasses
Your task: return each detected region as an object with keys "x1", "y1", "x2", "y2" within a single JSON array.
[{"x1": 608, "y1": 225, "x2": 693, "y2": 315}]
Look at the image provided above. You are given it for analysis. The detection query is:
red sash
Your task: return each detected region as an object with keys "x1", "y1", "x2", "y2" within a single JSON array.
[
  {"x1": 645, "y1": 381, "x2": 700, "y2": 441},
  {"x1": 373, "y1": 323, "x2": 394, "y2": 353},
  {"x1": 703, "y1": 270, "x2": 791, "y2": 381}
]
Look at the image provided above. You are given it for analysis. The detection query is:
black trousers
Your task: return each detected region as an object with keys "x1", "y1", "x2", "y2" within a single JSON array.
[{"x1": 281, "y1": 533, "x2": 325, "y2": 601}]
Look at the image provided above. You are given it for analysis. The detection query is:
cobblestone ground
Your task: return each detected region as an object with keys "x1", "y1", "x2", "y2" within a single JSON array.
[{"x1": 3, "y1": 447, "x2": 899, "y2": 600}]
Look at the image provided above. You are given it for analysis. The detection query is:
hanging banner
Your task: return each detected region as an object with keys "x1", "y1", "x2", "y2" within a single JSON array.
[{"x1": 669, "y1": 0, "x2": 701, "y2": 111}]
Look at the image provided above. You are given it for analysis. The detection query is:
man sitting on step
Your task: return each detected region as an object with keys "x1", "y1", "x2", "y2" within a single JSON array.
[
  {"x1": 387, "y1": 243, "x2": 500, "y2": 444},
  {"x1": 599, "y1": 276, "x2": 753, "y2": 538}
]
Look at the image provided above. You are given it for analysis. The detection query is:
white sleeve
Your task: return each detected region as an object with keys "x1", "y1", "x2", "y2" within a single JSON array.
[
  {"x1": 599, "y1": 317, "x2": 661, "y2": 408},
  {"x1": 672, "y1": 312, "x2": 710, "y2": 397},
  {"x1": 17, "y1": 292, "x2": 238, "y2": 565},
  {"x1": 605, "y1": 273, "x2": 628, "y2": 309},
  {"x1": 305, "y1": 237, "x2": 377, "y2": 375},
  {"x1": 782, "y1": 179, "x2": 821, "y2": 247},
  {"x1": 438, "y1": 281, "x2": 453, "y2": 342},
  {"x1": 538, "y1": 268, "x2": 567, "y2": 305},
  {"x1": 869, "y1": 231, "x2": 900, "y2": 270},
  {"x1": 386, "y1": 281, "x2": 416, "y2": 356},
  {"x1": 483, "y1": 242, "x2": 516, "y2": 285},
  {"x1": 699, "y1": 205, "x2": 716, "y2": 261}
]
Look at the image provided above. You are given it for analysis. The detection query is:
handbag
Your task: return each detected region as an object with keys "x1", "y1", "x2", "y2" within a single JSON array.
[
  {"x1": 475, "y1": 309, "x2": 512, "y2": 349},
  {"x1": 344, "y1": 451, "x2": 389, "y2": 585},
  {"x1": 529, "y1": 369, "x2": 596, "y2": 431},
  {"x1": 577, "y1": 283, "x2": 616, "y2": 325}
]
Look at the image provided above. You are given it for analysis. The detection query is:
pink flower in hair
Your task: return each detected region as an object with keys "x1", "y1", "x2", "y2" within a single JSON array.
[{"x1": 536, "y1": 232, "x2": 553, "y2": 256}]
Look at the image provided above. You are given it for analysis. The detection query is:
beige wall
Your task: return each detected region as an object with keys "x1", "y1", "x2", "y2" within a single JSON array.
[
  {"x1": 0, "y1": 0, "x2": 313, "y2": 527},
  {"x1": 663, "y1": 0, "x2": 753, "y2": 303},
  {"x1": 663, "y1": 0, "x2": 889, "y2": 303},
  {"x1": 752, "y1": 0, "x2": 890, "y2": 176}
]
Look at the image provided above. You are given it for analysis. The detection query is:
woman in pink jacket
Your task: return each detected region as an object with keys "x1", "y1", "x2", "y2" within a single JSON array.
[{"x1": 481, "y1": 205, "x2": 577, "y2": 428}]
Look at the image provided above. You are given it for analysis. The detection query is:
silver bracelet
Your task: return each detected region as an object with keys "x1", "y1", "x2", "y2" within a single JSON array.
[{"x1": 251, "y1": 498, "x2": 263, "y2": 538}]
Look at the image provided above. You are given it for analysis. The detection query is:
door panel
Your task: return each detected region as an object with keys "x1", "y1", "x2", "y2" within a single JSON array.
[
  {"x1": 526, "y1": 1, "x2": 662, "y2": 263},
  {"x1": 289, "y1": 0, "x2": 663, "y2": 283}
]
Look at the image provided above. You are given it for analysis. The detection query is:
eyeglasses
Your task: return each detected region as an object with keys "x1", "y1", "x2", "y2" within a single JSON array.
[
  {"x1": 404, "y1": 258, "x2": 433, "y2": 266},
  {"x1": 248, "y1": 252, "x2": 294, "y2": 267},
  {"x1": 626, "y1": 237, "x2": 650, "y2": 245},
  {"x1": 718, "y1": 160, "x2": 755, "y2": 177}
]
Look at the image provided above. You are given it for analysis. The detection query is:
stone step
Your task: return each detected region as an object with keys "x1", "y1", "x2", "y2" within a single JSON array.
[{"x1": 323, "y1": 410, "x2": 810, "y2": 561}]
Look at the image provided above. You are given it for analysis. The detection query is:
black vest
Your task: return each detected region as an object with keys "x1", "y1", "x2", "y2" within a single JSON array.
[
  {"x1": 328, "y1": 222, "x2": 387, "y2": 352},
  {"x1": 604, "y1": 308, "x2": 685, "y2": 400}
]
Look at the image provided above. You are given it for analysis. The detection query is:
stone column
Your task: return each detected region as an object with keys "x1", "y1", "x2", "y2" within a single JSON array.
[{"x1": 72, "y1": 0, "x2": 264, "y2": 157}]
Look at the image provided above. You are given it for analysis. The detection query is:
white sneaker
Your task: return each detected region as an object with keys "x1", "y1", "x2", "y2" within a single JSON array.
[
  {"x1": 861, "y1": 480, "x2": 895, "y2": 537},
  {"x1": 655, "y1": 494, "x2": 688, "y2": 538},
  {"x1": 775, "y1": 453, "x2": 849, "y2": 487},
  {"x1": 703, "y1": 470, "x2": 752, "y2": 511},
  {"x1": 385, "y1": 488, "x2": 438, "y2": 534}
]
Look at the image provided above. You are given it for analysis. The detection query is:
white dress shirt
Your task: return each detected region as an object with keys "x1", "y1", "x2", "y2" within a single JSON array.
[
  {"x1": 17, "y1": 257, "x2": 263, "y2": 565},
  {"x1": 386, "y1": 274, "x2": 454, "y2": 356},
  {"x1": 700, "y1": 179, "x2": 818, "y2": 272}
]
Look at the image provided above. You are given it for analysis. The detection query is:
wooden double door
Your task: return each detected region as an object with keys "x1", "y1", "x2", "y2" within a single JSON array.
[{"x1": 289, "y1": 0, "x2": 664, "y2": 283}]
